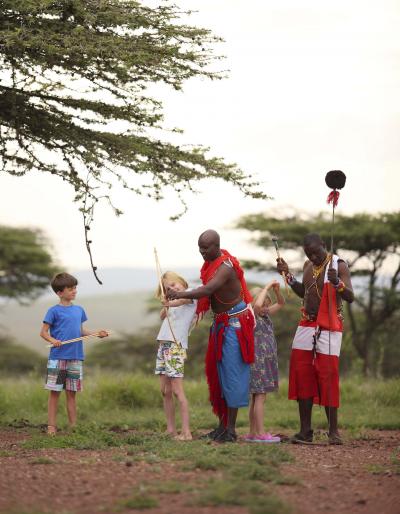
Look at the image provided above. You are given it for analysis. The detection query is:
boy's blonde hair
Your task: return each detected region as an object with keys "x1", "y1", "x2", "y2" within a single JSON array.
[
  {"x1": 250, "y1": 286, "x2": 271, "y2": 307},
  {"x1": 155, "y1": 271, "x2": 188, "y2": 299}
]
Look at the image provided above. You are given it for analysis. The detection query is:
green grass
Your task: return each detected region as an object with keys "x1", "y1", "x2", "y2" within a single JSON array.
[
  {"x1": 117, "y1": 493, "x2": 158, "y2": 510},
  {"x1": 21, "y1": 423, "x2": 123, "y2": 450},
  {"x1": 1, "y1": 374, "x2": 399, "y2": 514},
  {"x1": 113, "y1": 435, "x2": 292, "y2": 514},
  {"x1": 147, "y1": 479, "x2": 195, "y2": 495},
  {"x1": 192, "y1": 479, "x2": 289, "y2": 514},
  {"x1": 367, "y1": 447, "x2": 400, "y2": 476},
  {"x1": 29, "y1": 456, "x2": 56, "y2": 465},
  {"x1": 1, "y1": 374, "x2": 399, "y2": 433}
]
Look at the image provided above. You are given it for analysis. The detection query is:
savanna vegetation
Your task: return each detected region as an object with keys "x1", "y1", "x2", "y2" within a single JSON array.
[
  {"x1": 1, "y1": 373, "x2": 399, "y2": 433},
  {"x1": 236, "y1": 211, "x2": 400, "y2": 377},
  {"x1": 0, "y1": 225, "x2": 57, "y2": 302}
]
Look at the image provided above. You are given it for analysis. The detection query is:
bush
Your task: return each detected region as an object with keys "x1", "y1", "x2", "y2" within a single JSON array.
[{"x1": 0, "y1": 336, "x2": 42, "y2": 375}]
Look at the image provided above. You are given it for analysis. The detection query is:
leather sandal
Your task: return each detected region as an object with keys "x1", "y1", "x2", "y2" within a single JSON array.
[
  {"x1": 290, "y1": 429, "x2": 314, "y2": 444},
  {"x1": 328, "y1": 433, "x2": 343, "y2": 445},
  {"x1": 200, "y1": 426, "x2": 224, "y2": 440},
  {"x1": 214, "y1": 429, "x2": 238, "y2": 443}
]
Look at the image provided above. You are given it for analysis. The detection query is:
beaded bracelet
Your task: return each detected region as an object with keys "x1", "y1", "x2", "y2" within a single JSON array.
[
  {"x1": 333, "y1": 280, "x2": 346, "y2": 293},
  {"x1": 286, "y1": 273, "x2": 297, "y2": 286}
]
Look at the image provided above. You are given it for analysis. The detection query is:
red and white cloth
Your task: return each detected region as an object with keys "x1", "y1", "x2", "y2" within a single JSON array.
[{"x1": 289, "y1": 255, "x2": 342, "y2": 407}]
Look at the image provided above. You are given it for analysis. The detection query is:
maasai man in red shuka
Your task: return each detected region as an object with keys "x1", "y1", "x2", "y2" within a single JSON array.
[
  {"x1": 166, "y1": 229, "x2": 254, "y2": 443},
  {"x1": 277, "y1": 233, "x2": 354, "y2": 445}
]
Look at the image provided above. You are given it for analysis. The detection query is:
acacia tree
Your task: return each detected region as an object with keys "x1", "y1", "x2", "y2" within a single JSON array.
[
  {"x1": 236, "y1": 211, "x2": 400, "y2": 376},
  {"x1": 0, "y1": 225, "x2": 58, "y2": 302},
  {"x1": 0, "y1": 1, "x2": 265, "y2": 281}
]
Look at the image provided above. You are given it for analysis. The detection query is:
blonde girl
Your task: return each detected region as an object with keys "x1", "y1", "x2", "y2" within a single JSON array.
[
  {"x1": 246, "y1": 280, "x2": 285, "y2": 443},
  {"x1": 155, "y1": 271, "x2": 197, "y2": 441}
]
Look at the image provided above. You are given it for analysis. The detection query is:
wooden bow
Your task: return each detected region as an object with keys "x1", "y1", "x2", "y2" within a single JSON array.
[{"x1": 154, "y1": 247, "x2": 178, "y2": 345}]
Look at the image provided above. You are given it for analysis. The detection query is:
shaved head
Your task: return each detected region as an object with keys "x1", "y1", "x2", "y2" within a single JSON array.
[
  {"x1": 198, "y1": 230, "x2": 221, "y2": 262},
  {"x1": 303, "y1": 233, "x2": 324, "y2": 247},
  {"x1": 198, "y1": 229, "x2": 220, "y2": 246},
  {"x1": 303, "y1": 233, "x2": 328, "y2": 266}
]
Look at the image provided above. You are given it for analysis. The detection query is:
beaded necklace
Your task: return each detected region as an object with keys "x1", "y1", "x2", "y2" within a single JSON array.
[
  {"x1": 312, "y1": 253, "x2": 331, "y2": 280},
  {"x1": 305, "y1": 253, "x2": 331, "y2": 300}
]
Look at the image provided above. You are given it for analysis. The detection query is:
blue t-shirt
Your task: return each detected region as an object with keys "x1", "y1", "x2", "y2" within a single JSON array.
[{"x1": 43, "y1": 304, "x2": 88, "y2": 360}]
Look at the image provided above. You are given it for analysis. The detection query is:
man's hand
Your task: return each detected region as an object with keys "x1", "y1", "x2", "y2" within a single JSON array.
[
  {"x1": 51, "y1": 339, "x2": 62, "y2": 347},
  {"x1": 98, "y1": 330, "x2": 109, "y2": 338},
  {"x1": 327, "y1": 267, "x2": 339, "y2": 285},
  {"x1": 166, "y1": 287, "x2": 183, "y2": 300},
  {"x1": 276, "y1": 258, "x2": 289, "y2": 275}
]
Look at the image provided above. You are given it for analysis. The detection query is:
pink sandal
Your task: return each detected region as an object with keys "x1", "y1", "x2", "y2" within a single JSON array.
[
  {"x1": 243, "y1": 433, "x2": 255, "y2": 441},
  {"x1": 252, "y1": 433, "x2": 280, "y2": 443}
]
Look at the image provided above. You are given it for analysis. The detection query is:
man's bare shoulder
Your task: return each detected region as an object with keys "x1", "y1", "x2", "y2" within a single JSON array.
[{"x1": 215, "y1": 260, "x2": 235, "y2": 277}]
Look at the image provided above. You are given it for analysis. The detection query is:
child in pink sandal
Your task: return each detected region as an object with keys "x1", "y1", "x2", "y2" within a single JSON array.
[
  {"x1": 247, "y1": 282, "x2": 285, "y2": 443},
  {"x1": 252, "y1": 432, "x2": 281, "y2": 443}
]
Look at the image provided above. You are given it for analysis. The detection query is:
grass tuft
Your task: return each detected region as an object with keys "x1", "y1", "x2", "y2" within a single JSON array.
[
  {"x1": 29, "y1": 456, "x2": 55, "y2": 465},
  {"x1": 117, "y1": 493, "x2": 158, "y2": 510}
]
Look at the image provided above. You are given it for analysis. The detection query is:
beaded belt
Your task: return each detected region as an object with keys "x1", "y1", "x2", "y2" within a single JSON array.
[{"x1": 213, "y1": 306, "x2": 249, "y2": 319}]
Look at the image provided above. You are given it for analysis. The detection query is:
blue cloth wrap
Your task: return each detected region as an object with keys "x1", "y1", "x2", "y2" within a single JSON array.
[{"x1": 214, "y1": 301, "x2": 250, "y2": 408}]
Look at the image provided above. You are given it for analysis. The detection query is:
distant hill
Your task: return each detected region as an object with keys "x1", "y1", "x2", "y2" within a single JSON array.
[
  {"x1": 26, "y1": 266, "x2": 278, "y2": 298},
  {"x1": 30, "y1": 267, "x2": 202, "y2": 299},
  {"x1": 0, "y1": 267, "x2": 277, "y2": 355},
  {"x1": 0, "y1": 290, "x2": 157, "y2": 356}
]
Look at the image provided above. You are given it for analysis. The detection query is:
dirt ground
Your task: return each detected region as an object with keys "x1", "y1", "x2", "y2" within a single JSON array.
[{"x1": 0, "y1": 429, "x2": 399, "y2": 514}]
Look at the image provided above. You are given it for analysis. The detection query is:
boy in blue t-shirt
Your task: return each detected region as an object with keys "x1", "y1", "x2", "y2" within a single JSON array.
[{"x1": 40, "y1": 273, "x2": 108, "y2": 435}]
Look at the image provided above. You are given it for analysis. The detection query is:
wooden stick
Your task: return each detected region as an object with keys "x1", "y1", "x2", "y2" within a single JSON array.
[
  {"x1": 46, "y1": 331, "x2": 111, "y2": 348},
  {"x1": 271, "y1": 236, "x2": 290, "y2": 297}
]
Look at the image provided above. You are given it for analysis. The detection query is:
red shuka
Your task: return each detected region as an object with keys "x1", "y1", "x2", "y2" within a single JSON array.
[
  {"x1": 197, "y1": 249, "x2": 254, "y2": 425},
  {"x1": 316, "y1": 282, "x2": 342, "y2": 332},
  {"x1": 196, "y1": 249, "x2": 253, "y2": 319}
]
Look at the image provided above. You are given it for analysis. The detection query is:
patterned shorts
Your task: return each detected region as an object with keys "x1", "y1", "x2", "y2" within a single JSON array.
[
  {"x1": 45, "y1": 359, "x2": 83, "y2": 392},
  {"x1": 155, "y1": 341, "x2": 186, "y2": 378}
]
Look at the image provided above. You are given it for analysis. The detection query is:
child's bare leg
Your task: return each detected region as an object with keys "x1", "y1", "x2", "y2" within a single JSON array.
[
  {"x1": 249, "y1": 394, "x2": 256, "y2": 435},
  {"x1": 66, "y1": 390, "x2": 77, "y2": 427},
  {"x1": 160, "y1": 375, "x2": 176, "y2": 435},
  {"x1": 254, "y1": 393, "x2": 266, "y2": 435},
  {"x1": 171, "y1": 378, "x2": 192, "y2": 440},
  {"x1": 48, "y1": 390, "x2": 60, "y2": 434}
]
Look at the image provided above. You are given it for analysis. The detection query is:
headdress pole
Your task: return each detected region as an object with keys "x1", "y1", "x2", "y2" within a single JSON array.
[
  {"x1": 154, "y1": 248, "x2": 178, "y2": 345},
  {"x1": 325, "y1": 170, "x2": 346, "y2": 262},
  {"x1": 324, "y1": 170, "x2": 346, "y2": 436}
]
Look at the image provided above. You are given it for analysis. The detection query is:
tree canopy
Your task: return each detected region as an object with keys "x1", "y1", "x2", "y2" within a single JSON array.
[
  {"x1": 236, "y1": 211, "x2": 400, "y2": 375},
  {"x1": 0, "y1": 225, "x2": 57, "y2": 302},
  {"x1": 0, "y1": 0, "x2": 265, "y2": 218}
]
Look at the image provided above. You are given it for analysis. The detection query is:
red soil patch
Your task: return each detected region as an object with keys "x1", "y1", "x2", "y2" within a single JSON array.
[{"x1": 0, "y1": 430, "x2": 399, "y2": 514}]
